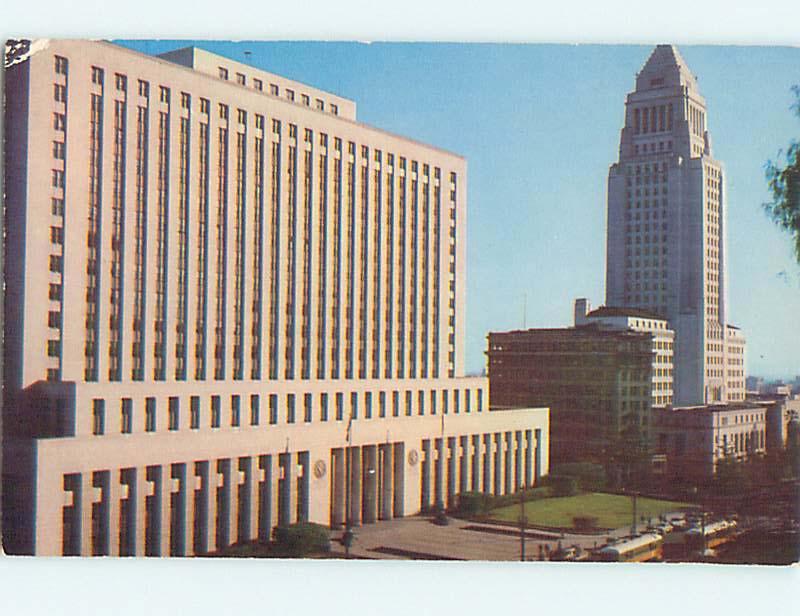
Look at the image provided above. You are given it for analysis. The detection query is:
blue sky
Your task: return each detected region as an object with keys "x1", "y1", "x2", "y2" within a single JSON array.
[{"x1": 120, "y1": 41, "x2": 800, "y2": 380}]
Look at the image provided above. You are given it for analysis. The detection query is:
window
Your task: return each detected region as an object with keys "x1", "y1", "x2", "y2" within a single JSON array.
[
  {"x1": 253, "y1": 78, "x2": 263, "y2": 91},
  {"x1": 250, "y1": 394, "x2": 260, "y2": 426},
  {"x1": 51, "y1": 198, "x2": 64, "y2": 216},
  {"x1": 53, "y1": 141, "x2": 65, "y2": 159},
  {"x1": 269, "y1": 394, "x2": 278, "y2": 424},
  {"x1": 304, "y1": 393, "x2": 312, "y2": 423},
  {"x1": 231, "y1": 395, "x2": 241, "y2": 427},
  {"x1": 181, "y1": 92, "x2": 190, "y2": 109},
  {"x1": 237, "y1": 108, "x2": 246, "y2": 124},
  {"x1": 270, "y1": 83, "x2": 279, "y2": 96},
  {"x1": 54, "y1": 55, "x2": 68, "y2": 74},
  {"x1": 320, "y1": 393, "x2": 329, "y2": 422},
  {"x1": 379, "y1": 391, "x2": 386, "y2": 418},
  {"x1": 218, "y1": 67, "x2": 229, "y2": 80},
  {"x1": 159, "y1": 86, "x2": 170, "y2": 104},
  {"x1": 301, "y1": 94, "x2": 310, "y2": 106},
  {"x1": 48, "y1": 311, "x2": 61, "y2": 328},
  {"x1": 47, "y1": 339, "x2": 60, "y2": 357},
  {"x1": 92, "y1": 399, "x2": 105, "y2": 435},
  {"x1": 190, "y1": 396, "x2": 200, "y2": 429},
  {"x1": 48, "y1": 283, "x2": 62, "y2": 300},
  {"x1": 53, "y1": 113, "x2": 66, "y2": 131},
  {"x1": 52, "y1": 169, "x2": 65, "y2": 188},
  {"x1": 121, "y1": 398, "x2": 132, "y2": 434},
  {"x1": 330, "y1": 103, "x2": 338, "y2": 115},
  {"x1": 145, "y1": 397, "x2": 156, "y2": 432},
  {"x1": 115, "y1": 73, "x2": 127, "y2": 91},
  {"x1": 50, "y1": 226, "x2": 64, "y2": 244},
  {"x1": 255, "y1": 114, "x2": 264, "y2": 130},
  {"x1": 236, "y1": 72, "x2": 246, "y2": 85},
  {"x1": 286, "y1": 88, "x2": 295, "y2": 101},
  {"x1": 49, "y1": 255, "x2": 62, "y2": 272},
  {"x1": 91, "y1": 66, "x2": 104, "y2": 85},
  {"x1": 138, "y1": 80, "x2": 149, "y2": 97},
  {"x1": 287, "y1": 394, "x2": 296, "y2": 424},
  {"x1": 211, "y1": 395, "x2": 221, "y2": 428},
  {"x1": 54, "y1": 84, "x2": 66, "y2": 102},
  {"x1": 365, "y1": 392, "x2": 373, "y2": 419},
  {"x1": 336, "y1": 392, "x2": 344, "y2": 421},
  {"x1": 168, "y1": 397, "x2": 179, "y2": 431},
  {"x1": 219, "y1": 103, "x2": 228, "y2": 120},
  {"x1": 200, "y1": 98, "x2": 210, "y2": 114},
  {"x1": 351, "y1": 392, "x2": 359, "y2": 420},
  {"x1": 315, "y1": 98, "x2": 324, "y2": 111}
]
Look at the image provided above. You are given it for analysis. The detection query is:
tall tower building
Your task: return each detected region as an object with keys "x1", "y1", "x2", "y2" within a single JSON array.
[{"x1": 606, "y1": 45, "x2": 746, "y2": 406}]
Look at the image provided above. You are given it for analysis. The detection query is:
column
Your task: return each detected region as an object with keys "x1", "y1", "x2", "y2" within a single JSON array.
[
  {"x1": 158, "y1": 465, "x2": 170, "y2": 556},
  {"x1": 434, "y1": 438, "x2": 444, "y2": 509},
  {"x1": 482, "y1": 434, "x2": 492, "y2": 494},
  {"x1": 446, "y1": 437, "x2": 457, "y2": 509},
  {"x1": 392, "y1": 442, "x2": 405, "y2": 518},
  {"x1": 493, "y1": 434, "x2": 502, "y2": 496},
  {"x1": 234, "y1": 458, "x2": 247, "y2": 543},
  {"x1": 524, "y1": 429, "x2": 533, "y2": 488},
  {"x1": 258, "y1": 455, "x2": 274, "y2": 543},
  {"x1": 296, "y1": 451, "x2": 310, "y2": 523},
  {"x1": 471, "y1": 435, "x2": 481, "y2": 492},
  {"x1": 534, "y1": 429, "x2": 542, "y2": 484},
  {"x1": 107, "y1": 469, "x2": 121, "y2": 556},
  {"x1": 459, "y1": 436, "x2": 469, "y2": 495},
  {"x1": 246, "y1": 456, "x2": 260, "y2": 542},
  {"x1": 135, "y1": 467, "x2": 147, "y2": 556},
  {"x1": 349, "y1": 446, "x2": 362, "y2": 526},
  {"x1": 80, "y1": 471, "x2": 94, "y2": 556},
  {"x1": 380, "y1": 444, "x2": 393, "y2": 521},
  {"x1": 515, "y1": 431, "x2": 523, "y2": 491},
  {"x1": 278, "y1": 452, "x2": 293, "y2": 527},
  {"x1": 504, "y1": 432, "x2": 513, "y2": 495},
  {"x1": 420, "y1": 440, "x2": 431, "y2": 513},
  {"x1": 267, "y1": 454, "x2": 280, "y2": 537},
  {"x1": 331, "y1": 448, "x2": 346, "y2": 527},
  {"x1": 119, "y1": 468, "x2": 136, "y2": 556},
  {"x1": 362, "y1": 445, "x2": 378, "y2": 524}
]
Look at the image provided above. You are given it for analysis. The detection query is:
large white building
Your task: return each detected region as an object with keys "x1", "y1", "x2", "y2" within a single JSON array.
[
  {"x1": 605, "y1": 45, "x2": 746, "y2": 406},
  {"x1": 2, "y1": 40, "x2": 549, "y2": 556}
]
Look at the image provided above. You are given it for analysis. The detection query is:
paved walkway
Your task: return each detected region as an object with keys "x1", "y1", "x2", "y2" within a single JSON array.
[{"x1": 327, "y1": 515, "x2": 612, "y2": 561}]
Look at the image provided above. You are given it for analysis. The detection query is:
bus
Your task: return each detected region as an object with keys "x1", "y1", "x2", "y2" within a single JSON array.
[{"x1": 594, "y1": 533, "x2": 664, "y2": 562}]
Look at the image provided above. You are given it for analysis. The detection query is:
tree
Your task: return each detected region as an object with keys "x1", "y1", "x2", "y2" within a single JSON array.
[{"x1": 764, "y1": 85, "x2": 800, "y2": 263}]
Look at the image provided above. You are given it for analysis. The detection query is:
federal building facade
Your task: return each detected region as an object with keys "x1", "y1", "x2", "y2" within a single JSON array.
[
  {"x1": 2, "y1": 40, "x2": 549, "y2": 555},
  {"x1": 605, "y1": 45, "x2": 746, "y2": 406}
]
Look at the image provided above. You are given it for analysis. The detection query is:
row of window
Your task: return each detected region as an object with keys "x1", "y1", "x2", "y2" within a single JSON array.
[
  {"x1": 217, "y1": 65, "x2": 340, "y2": 115},
  {"x1": 90, "y1": 387, "x2": 485, "y2": 435}
]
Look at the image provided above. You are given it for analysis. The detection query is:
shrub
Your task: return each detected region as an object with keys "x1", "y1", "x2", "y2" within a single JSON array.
[
  {"x1": 272, "y1": 522, "x2": 331, "y2": 557},
  {"x1": 552, "y1": 462, "x2": 607, "y2": 491},
  {"x1": 572, "y1": 515, "x2": 599, "y2": 531},
  {"x1": 457, "y1": 491, "x2": 491, "y2": 516},
  {"x1": 545, "y1": 475, "x2": 579, "y2": 497}
]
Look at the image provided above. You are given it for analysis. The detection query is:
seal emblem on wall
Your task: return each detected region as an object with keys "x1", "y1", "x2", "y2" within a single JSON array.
[
  {"x1": 313, "y1": 459, "x2": 327, "y2": 478},
  {"x1": 408, "y1": 449, "x2": 419, "y2": 466}
]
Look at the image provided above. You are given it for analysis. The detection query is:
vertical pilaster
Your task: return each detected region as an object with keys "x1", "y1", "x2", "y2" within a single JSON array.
[
  {"x1": 380, "y1": 444, "x2": 393, "y2": 520},
  {"x1": 362, "y1": 445, "x2": 378, "y2": 524},
  {"x1": 349, "y1": 446, "x2": 362, "y2": 526}
]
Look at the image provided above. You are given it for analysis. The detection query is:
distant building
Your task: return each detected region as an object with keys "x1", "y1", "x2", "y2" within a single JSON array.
[
  {"x1": 487, "y1": 300, "x2": 674, "y2": 462},
  {"x1": 605, "y1": 45, "x2": 746, "y2": 406},
  {"x1": 652, "y1": 403, "x2": 767, "y2": 480}
]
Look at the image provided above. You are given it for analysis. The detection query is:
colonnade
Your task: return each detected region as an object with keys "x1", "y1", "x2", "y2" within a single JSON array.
[{"x1": 60, "y1": 451, "x2": 309, "y2": 556}]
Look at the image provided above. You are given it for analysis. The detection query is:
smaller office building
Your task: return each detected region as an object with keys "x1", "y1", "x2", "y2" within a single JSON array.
[
  {"x1": 487, "y1": 300, "x2": 674, "y2": 463},
  {"x1": 652, "y1": 403, "x2": 767, "y2": 480}
]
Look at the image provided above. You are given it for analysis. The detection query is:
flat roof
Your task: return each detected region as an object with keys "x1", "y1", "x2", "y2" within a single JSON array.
[{"x1": 586, "y1": 306, "x2": 667, "y2": 320}]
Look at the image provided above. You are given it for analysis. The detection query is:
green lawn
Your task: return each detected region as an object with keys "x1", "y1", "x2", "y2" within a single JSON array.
[{"x1": 487, "y1": 492, "x2": 693, "y2": 530}]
